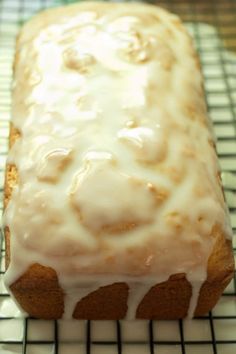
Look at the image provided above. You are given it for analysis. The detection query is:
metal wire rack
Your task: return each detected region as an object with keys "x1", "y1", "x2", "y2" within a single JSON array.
[{"x1": 0, "y1": 0, "x2": 236, "y2": 353}]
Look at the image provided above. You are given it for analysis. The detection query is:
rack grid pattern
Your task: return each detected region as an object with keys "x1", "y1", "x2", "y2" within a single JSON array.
[{"x1": 0, "y1": 1, "x2": 236, "y2": 353}]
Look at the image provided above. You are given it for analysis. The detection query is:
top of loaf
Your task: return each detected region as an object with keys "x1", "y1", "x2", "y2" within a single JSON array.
[{"x1": 5, "y1": 2, "x2": 231, "y2": 283}]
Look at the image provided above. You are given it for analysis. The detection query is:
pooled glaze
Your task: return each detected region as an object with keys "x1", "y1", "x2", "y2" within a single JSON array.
[{"x1": 4, "y1": 1, "x2": 232, "y2": 319}]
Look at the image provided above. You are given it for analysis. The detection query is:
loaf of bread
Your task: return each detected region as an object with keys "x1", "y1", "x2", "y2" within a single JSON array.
[{"x1": 4, "y1": 1, "x2": 234, "y2": 319}]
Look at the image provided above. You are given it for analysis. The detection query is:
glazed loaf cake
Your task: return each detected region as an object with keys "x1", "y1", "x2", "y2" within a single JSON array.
[{"x1": 4, "y1": 1, "x2": 234, "y2": 319}]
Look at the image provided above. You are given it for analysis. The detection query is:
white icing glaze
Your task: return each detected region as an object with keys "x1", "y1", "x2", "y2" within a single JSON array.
[
  {"x1": 187, "y1": 282, "x2": 202, "y2": 319},
  {"x1": 4, "y1": 1, "x2": 232, "y2": 319},
  {"x1": 0, "y1": 296, "x2": 23, "y2": 318},
  {"x1": 126, "y1": 281, "x2": 153, "y2": 320},
  {"x1": 186, "y1": 269, "x2": 207, "y2": 319}
]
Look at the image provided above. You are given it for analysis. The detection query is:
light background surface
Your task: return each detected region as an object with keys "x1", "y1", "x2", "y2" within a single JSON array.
[{"x1": 0, "y1": 0, "x2": 236, "y2": 353}]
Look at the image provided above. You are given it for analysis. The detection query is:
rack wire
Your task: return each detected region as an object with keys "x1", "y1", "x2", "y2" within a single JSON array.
[{"x1": 0, "y1": 0, "x2": 236, "y2": 353}]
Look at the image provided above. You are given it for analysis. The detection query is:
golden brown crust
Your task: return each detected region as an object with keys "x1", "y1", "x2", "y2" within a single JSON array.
[
  {"x1": 73, "y1": 283, "x2": 129, "y2": 320},
  {"x1": 10, "y1": 264, "x2": 64, "y2": 319},
  {"x1": 4, "y1": 3, "x2": 234, "y2": 320}
]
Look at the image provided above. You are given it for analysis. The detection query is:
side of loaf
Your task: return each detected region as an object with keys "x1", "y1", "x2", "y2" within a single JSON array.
[{"x1": 4, "y1": 1, "x2": 234, "y2": 319}]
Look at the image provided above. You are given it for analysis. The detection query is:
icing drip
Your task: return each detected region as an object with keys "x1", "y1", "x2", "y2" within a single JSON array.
[
  {"x1": 187, "y1": 281, "x2": 203, "y2": 319},
  {"x1": 126, "y1": 282, "x2": 153, "y2": 320},
  {"x1": 61, "y1": 281, "x2": 103, "y2": 319},
  {"x1": 4, "y1": 1, "x2": 232, "y2": 319},
  {"x1": 186, "y1": 268, "x2": 207, "y2": 319}
]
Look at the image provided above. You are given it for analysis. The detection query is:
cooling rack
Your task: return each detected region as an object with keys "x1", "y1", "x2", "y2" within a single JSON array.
[{"x1": 0, "y1": 0, "x2": 236, "y2": 353}]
